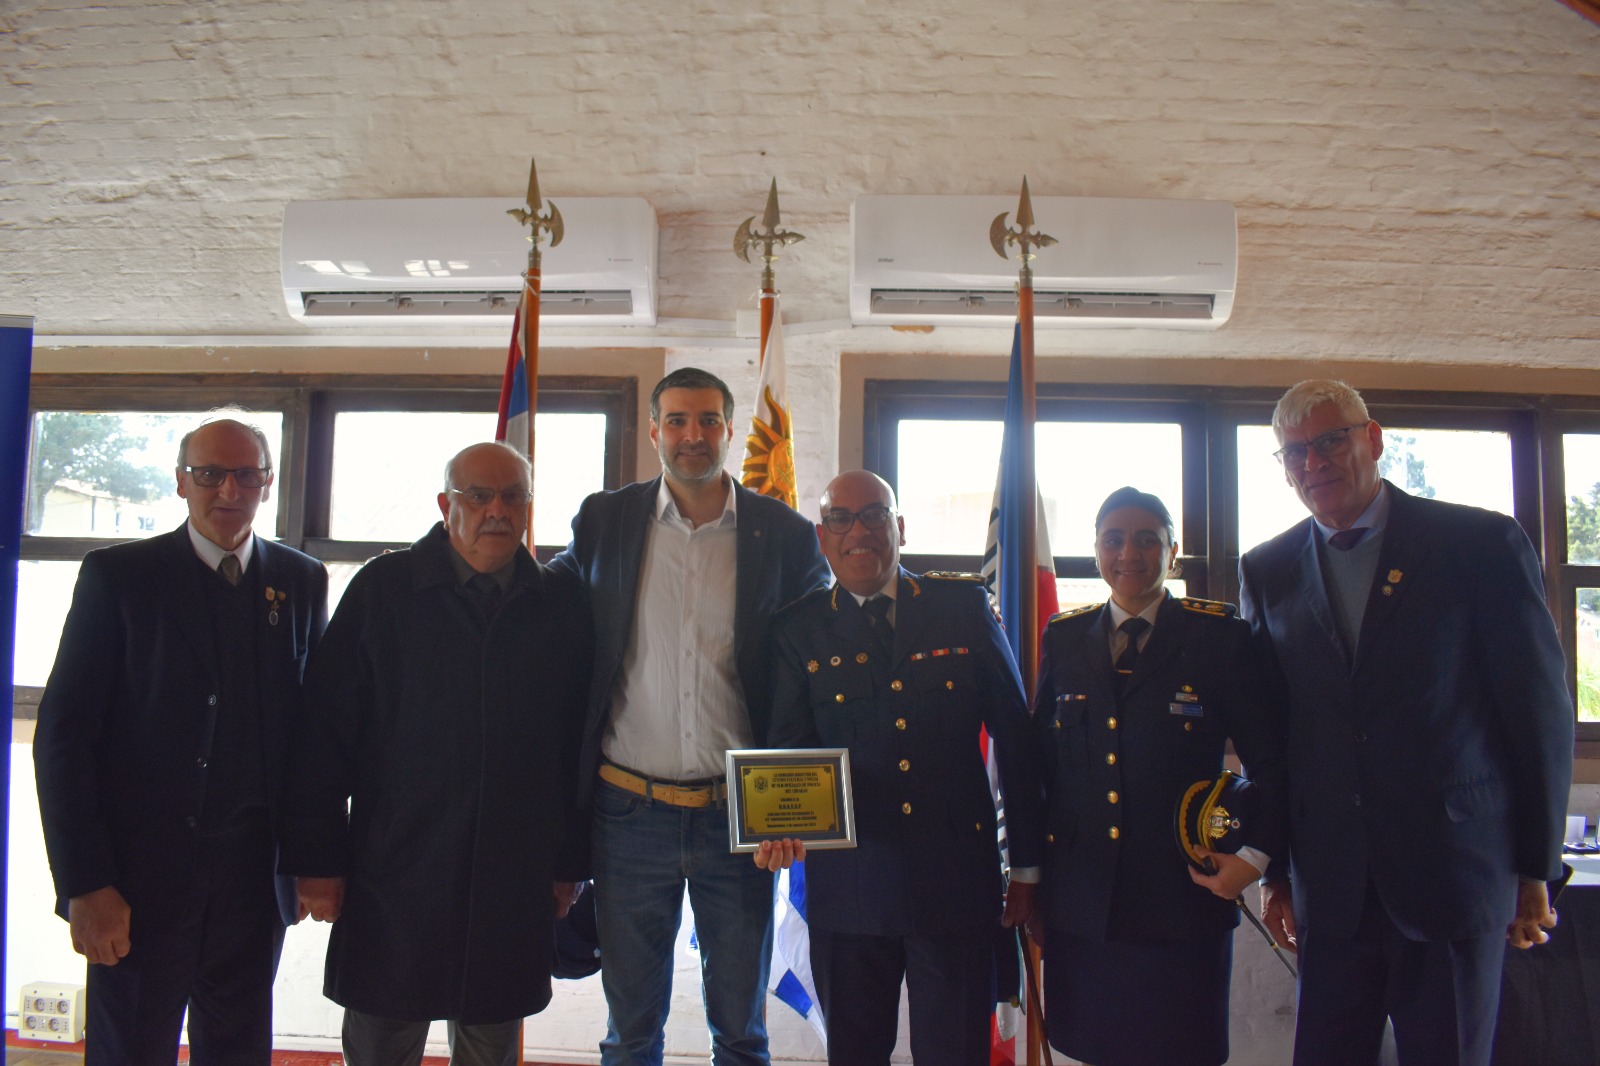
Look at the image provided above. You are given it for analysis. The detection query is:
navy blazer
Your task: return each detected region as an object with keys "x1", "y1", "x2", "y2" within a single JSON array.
[
  {"x1": 548, "y1": 476, "x2": 829, "y2": 807},
  {"x1": 34, "y1": 524, "x2": 328, "y2": 924},
  {"x1": 768, "y1": 569, "x2": 1044, "y2": 936},
  {"x1": 1239, "y1": 482, "x2": 1573, "y2": 941},
  {"x1": 1033, "y1": 592, "x2": 1288, "y2": 943}
]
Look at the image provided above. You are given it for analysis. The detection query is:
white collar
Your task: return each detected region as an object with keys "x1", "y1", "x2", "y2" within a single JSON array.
[{"x1": 186, "y1": 521, "x2": 256, "y2": 573}]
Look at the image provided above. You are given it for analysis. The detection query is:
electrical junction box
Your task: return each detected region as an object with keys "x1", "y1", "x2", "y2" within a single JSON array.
[{"x1": 18, "y1": 982, "x2": 85, "y2": 1042}]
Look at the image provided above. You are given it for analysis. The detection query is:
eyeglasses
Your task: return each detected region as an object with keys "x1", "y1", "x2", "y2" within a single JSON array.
[
  {"x1": 448, "y1": 487, "x2": 533, "y2": 509},
  {"x1": 1273, "y1": 424, "x2": 1368, "y2": 467},
  {"x1": 820, "y1": 505, "x2": 895, "y2": 535},
  {"x1": 183, "y1": 465, "x2": 271, "y2": 488}
]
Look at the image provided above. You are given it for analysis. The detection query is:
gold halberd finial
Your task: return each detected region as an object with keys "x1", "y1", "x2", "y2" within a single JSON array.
[
  {"x1": 734, "y1": 178, "x2": 805, "y2": 290},
  {"x1": 989, "y1": 176, "x2": 1057, "y2": 286},
  {"x1": 506, "y1": 157, "x2": 565, "y2": 271}
]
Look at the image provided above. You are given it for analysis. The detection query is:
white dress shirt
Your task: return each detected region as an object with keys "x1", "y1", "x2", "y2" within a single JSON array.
[
  {"x1": 187, "y1": 522, "x2": 256, "y2": 574},
  {"x1": 602, "y1": 477, "x2": 748, "y2": 781}
]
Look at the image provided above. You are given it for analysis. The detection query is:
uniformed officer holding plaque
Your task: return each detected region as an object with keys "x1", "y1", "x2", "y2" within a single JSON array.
[
  {"x1": 759, "y1": 470, "x2": 1042, "y2": 1066},
  {"x1": 1031, "y1": 487, "x2": 1288, "y2": 1066}
]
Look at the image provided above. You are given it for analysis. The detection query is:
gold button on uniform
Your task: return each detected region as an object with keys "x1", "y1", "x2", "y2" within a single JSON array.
[
  {"x1": 1046, "y1": 833, "x2": 1056, "y2": 843},
  {"x1": 898, "y1": 759, "x2": 910, "y2": 772},
  {"x1": 1184, "y1": 722, "x2": 1194, "y2": 732},
  {"x1": 1107, "y1": 717, "x2": 1118, "y2": 730},
  {"x1": 891, "y1": 680, "x2": 903, "y2": 692},
  {"x1": 902, "y1": 802, "x2": 913, "y2": 815},
  {"x1": 1107, "y1": 791, "x2": 1119, "y2": 804},
  {"x1": 856, "y1": 652, "x2": 869, "y2": 664},
  {"x1": 945, "y1": 680, "x2": 955, "y2": 690},
  {"x1": 1108, "y1": 826, "x2": 1121, "y2": 840},
  {"x1": 895, "y1": 718, "x2": 907, "y2": 731},
  {"x1": 1105, "y1": 753, "x2": 1117, "y2": 765}
]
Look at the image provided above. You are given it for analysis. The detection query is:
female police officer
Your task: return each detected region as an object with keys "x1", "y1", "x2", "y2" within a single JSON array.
[{"x1": 1031, "y1": 487, "x2": 1287, "y2": 1066}]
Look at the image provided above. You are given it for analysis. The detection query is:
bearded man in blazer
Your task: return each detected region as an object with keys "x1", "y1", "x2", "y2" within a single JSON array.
[
  {"x1": 1238, "y1": 379, "x2": 1572, "y2": 1066},
  {"x1": 34, "y1": 415, "x2": 328, "y2": 1066},
  {"x1": 547, "y1": 367, "x2": 829, "y2": 1066}
]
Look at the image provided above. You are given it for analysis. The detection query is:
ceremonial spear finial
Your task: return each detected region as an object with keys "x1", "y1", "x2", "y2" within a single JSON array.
[
  {"x1": 734, "y1": 178, "x2": 805, "y2": 291},
  {"x1": 506, "y1": 157, "x2": 564, "y2": 272},
  {"x1": 989, "y1": 176, "x2": 1057, "y2": 287}
]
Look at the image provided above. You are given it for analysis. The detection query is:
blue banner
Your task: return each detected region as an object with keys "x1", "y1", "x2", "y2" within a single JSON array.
[{"x1": 1, "y1": 314, "x2": 35, "y2": 925}]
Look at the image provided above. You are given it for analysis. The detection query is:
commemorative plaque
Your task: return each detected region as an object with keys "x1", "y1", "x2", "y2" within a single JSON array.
[{"x1": 725, "y1": 748, "x2": 857, "y2": 853}]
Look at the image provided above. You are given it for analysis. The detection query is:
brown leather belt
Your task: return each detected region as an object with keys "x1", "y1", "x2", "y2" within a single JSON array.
[{"x1": 598, "y1": 762, "x2": 727, "y2": 808}]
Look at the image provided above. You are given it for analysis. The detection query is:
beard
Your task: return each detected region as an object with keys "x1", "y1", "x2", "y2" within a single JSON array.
[{"x1": 660, "y1": 439, "x2": 729, "y2": 488}]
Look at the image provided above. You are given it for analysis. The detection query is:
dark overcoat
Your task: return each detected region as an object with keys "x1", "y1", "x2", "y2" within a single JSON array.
[
  {"x1": 768, "y1": 569, "x2": 1044, "y2": 936},
  {"x1": 280, "y1": 523, "x2": 591, "y2": 1024},
  {"x1": 1033, "y1": 592, "x2": 1288, "y2": 942},
  {"x1": 35, "y1": 525, "x2": 327, "y2": 926}
]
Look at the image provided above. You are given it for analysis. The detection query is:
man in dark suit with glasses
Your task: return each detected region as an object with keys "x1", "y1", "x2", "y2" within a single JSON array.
[
  {"x1": 35, "y1": 413, "x2": 328, "y2": 1065},
  {"x1": 1239, "y1": 379, "x2": 1573, "y2": 1066}
]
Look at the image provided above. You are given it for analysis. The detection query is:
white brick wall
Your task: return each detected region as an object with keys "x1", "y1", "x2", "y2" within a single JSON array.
[{"x1": 5, "y1": 1, "x2": 1599, "y2": 1061}]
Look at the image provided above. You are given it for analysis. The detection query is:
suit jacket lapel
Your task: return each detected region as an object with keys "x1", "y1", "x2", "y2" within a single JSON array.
[
  {"x1": 1290, "y1": 522, "x2": 1350, "y2": 664},
  {"x1": 1127, "y1": 593, "x2": 1184, "y2": 697},
  {"x1": 733, "y1": 482, "x2": 770, "y2": 665},
  {"x1": 164, "y1": 525, "x2": 219, "y2": 674},
  {"x1": 1072, "y1": 606, "x2": 1117, "y2": 704},
  {"x1": 614, "y1": 478, "x2": 657, "y2": 643},
  {"x1": 888, "y1": 569, "x2": 926, "y2": 669},
  {"x1": 1353, "y1": 483, "x2": 1416, "y2": 671}
]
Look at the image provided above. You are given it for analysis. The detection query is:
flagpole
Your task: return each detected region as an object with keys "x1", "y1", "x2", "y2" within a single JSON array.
[
  {"x1": 736, "y1": 178, "x2": 804, "y2": 366},
  {"x1": 506, "y1": 157, "x2": 563, "y2": 551},
  {"x1": 991, "y1": 175, "x2": 1057, "y2": 1066},
  {"x1": 736, "y1": 179, "x2": 805, "y2": 511}
]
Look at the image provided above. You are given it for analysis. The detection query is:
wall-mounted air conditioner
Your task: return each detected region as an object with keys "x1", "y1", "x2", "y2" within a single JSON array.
[
  {"x1": 850, "y1": 195, "x2": 1236, "y2": 329},
  {"x1": 282, "y1": 197, "x2": 657, "y2": 326}
]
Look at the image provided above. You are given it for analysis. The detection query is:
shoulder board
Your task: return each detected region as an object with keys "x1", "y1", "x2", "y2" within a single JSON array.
[
  {"x1": 778, "y1": 585, "x2": 832, "y2": 614},
  {"x1": 922, "y1": 571, "x2": 986, "y2": 584},
  {"x1": 1046, "y1": 602, "x2": 1102, "y2": 626},
  {"x1": 1180, "y1": 597, "x2": 1237, "y2": 619}
]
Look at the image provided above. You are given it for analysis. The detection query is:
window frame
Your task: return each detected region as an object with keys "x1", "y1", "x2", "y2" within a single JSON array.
[
  {"x1": 20, "y1": 372, "x2": 637, "y2": 567},
  {"x1": 865, "y1": 378, "x2": 1597, "y2": 746}
]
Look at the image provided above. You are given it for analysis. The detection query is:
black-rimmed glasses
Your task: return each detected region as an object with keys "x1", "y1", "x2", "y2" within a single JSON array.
[
  {"x1": 820, "y1": 505, "x2": 895, "y2": 535},
  {"x1": 183, "y1": 465, "x2": 271, "y2": 488},
  {"x1": 1273, "y1": 424, "x2": 1369, "y2": 467},
  {"x1": 448, "y1": 487, "x2": 532, "y2": 509}
]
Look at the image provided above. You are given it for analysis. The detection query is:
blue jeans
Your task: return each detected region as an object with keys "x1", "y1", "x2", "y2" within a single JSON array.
[{"x1": 592, "y1": 781, "x2": 774, "y2": 1066}]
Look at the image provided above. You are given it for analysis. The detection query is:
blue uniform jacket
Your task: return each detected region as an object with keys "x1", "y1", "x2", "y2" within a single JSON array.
[
  {"x1": 768, "y1": 568, "x2": 1044, "y2": 936},
  {"x1": 1034, "y1": 591, "x2": 1288, "y2": 943}
]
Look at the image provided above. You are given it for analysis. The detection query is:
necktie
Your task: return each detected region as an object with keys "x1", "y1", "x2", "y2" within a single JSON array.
[
  {"x1": 218, "y1": 553, "x2": 241, "y2": 586},
  {"x1": 469, "y1": 573, "x2": 502, "y2": 618},
  {"x1": 1328, "y1": 527, "x2": 1367, "y2": 551},
  {"x1": 863, "y1": 594, "x2": 894, "y2": 653},
  {"x1": 1113, "y1": 617, "x2": 1151, "y2": 699}
]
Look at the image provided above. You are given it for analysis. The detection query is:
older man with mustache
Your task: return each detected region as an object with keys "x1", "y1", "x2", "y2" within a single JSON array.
[{"x1": 282, "y1": 442, "x2": 593, "y2": 1066}]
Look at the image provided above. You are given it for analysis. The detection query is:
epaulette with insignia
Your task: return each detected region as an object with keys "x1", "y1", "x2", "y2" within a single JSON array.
[
  {"x1": 1046, "y1": 602, "x2": 1102, "y2": 626},
  {"x1": 777, "y1": 585, "x2": 832, "y2": 615},
  {"x1": 922, "y1": 570, "x2": 985, "y2": 583},
  {"x1": 1180, "y1": 597, "x2": 1237, "y2": 619}
]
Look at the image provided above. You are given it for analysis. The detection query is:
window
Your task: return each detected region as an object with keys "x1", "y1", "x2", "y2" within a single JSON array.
[
  {"x1": 867, "y1": 380, "x2": 1596, "y2": 743},
  {"x1": 15, "y1": 373, "x2": 635, "y2": 683}
]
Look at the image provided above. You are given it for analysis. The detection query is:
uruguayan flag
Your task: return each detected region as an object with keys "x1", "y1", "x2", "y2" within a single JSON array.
[{"x1": 770, "y1": 861, "x2": 826, "y2": 1046}]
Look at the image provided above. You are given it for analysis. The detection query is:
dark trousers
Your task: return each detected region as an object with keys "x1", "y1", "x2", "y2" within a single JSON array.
[
  {"x1": 1293, "y1": 882, "x2": 1508, "y2": 1066},
  {"x1": 85, "y1": 820, "x2": 283, "y2": 1066},
  {"x1": 341, "y1": 1010, "x2": 521, "y2": 1066},
  {"x1": 809, "y1": 926, "x2": 993, "y2": 1066}
]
